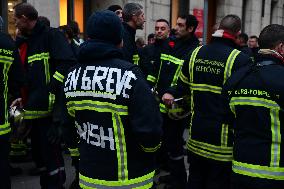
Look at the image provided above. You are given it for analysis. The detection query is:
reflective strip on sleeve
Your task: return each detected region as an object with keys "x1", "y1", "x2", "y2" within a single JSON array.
[
  {"x1": 133, "y1": 54, "x2": 140, "y2": 65},
  {"x1": 53, "y1": 71, "x2": 64, "y2": 83},
  {"x1": 147, "y1": 75, "x2": 157, "y2": 83},
  {"x1": 232, "y1": 161, "x2": 284, "y2": 180},
  {"x1": 140, "y1": 142, "x2": 162, "y2": 153},
  {"x1": 79, "y1": 171, "x2": 155, "y2": 188},
  {"x1": 179, "y1": 72, "x2": 190, "y2": 85},
  {"x1": 223, "y1": 49, "x2": 241, "y2": 84},
  {"x1": 221, "y1": 124, "x2": 229, "y2": 147},
  {"x1": 24, "y1": 110, "x2": 51, "y2": 119},
  {"x1": 159, "y1": 103, "x2": 168, "y2": 113},
  {"x1": 0, "y1": 123, "x2": 11, "y2": 135},
  {"x1": 68, "y1": 148, "x2": 80, "y2": 157}
]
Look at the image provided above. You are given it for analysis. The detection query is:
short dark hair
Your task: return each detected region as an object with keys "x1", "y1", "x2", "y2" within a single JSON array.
[
  {"x1": 108, "y1": 5, "x2": 122, "y2": 12},
  {"x1": 147, "y1": 33, "x2": 155, "y2": 40},
  {"x1": 249, "y1": 35, "x2": 258, "y2": 41},
  {"x1": 238, "y1": 33, "x2": 249, "y2": 43},
  {"x1": 156, "y1": 19, "x2": 170, "y2": 27},
  {"x1": 122, "y1": 3, "x2": 143, "y2": 22},
  {"x1": 38, "y1": 16, "x2": 50, "y2": 27},
  {"x1": 219, "y1": 14, "x2": 241, "y2": 34},
  {"x1": 68, "y1": 21, "x2": 80, "y2": 35},
  {"x1": 259, "y1": 24, "x2": 284, "y2": 49},
  {"x1": 178, "y1": 14, "x2": 198, "y2": 33},
  {"x1": 58, "y1": 25, "x2": 74, "y2": 40},
  {"x1": 13, "y1": 2, "x2": 38, "y2": 21}
]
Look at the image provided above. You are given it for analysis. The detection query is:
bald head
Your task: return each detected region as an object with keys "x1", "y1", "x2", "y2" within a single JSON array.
[{"x1": 219, "y1": 15, "x2": 241, "y2": 35}]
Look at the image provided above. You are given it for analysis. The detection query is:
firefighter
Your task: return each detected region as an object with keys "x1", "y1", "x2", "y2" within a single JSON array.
[
  {"x1": 61, "y1": 10, "x2": 162, "y2": 189},
  {"x1": 163, "y1": 15, "x2": 252, "y2": 189},
  {"x1": 223, "y1": 24, "x2": 284, "y2": 189},
  {"x1": 11, "y1": 3, "x2": 76, "y2": 188},
  {"x1": 0, "y1": 22, "x2": 23, "y2": 189},
  {"x1": 121, "y1": 3, "x2": 145, "y2": 65}
]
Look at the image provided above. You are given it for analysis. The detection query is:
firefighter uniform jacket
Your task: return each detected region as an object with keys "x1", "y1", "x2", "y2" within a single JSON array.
[
  {"x1": 122, "y1": 22, "x2": 140, "y2": 65},
  {"x1": 16, "y1": 21, "x2": 76, "y2": 120},
  {"x1": 62, "y1": 40, "x2": 162, "y2": 189},
  {"x1": 0, "y1": 32, "x2": 23, "y2": 135},
  {"x1": 223, "y1": 54, "x2": 284, "y2": 183},
  {"x1": 175, "y1": 37, "x2": 251, "y2": 162},
  {"x1": 147, "y1": 35, "x2": 199, "y2": 113}
]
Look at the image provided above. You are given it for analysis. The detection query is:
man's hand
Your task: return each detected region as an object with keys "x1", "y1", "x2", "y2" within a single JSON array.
[
  {"x1": 10, "y1": 98, "x2": 23, "y2": 108},
  {"x1": 162, "y1": 93, "x2": 174, "y2": 107}
]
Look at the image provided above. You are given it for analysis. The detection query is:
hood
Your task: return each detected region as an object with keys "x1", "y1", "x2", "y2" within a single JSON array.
[{"x1": 78, "y1": 39, "x2": 123, "y2": 63}]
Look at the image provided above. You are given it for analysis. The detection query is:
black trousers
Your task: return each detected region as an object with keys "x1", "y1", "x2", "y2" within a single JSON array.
[
  {"x1": 231, "y1": 172, "x2": 284, "y2": 189},
  {"x1": 187, "y1": 152, "x2": 231, "y2": 189},
  {"x1": 26, "y1": 117, "x2": 65, "y2": 189},
  {"x1": 157, "y1": 114, "x2": 187, "y2": 188},
  {"x1": 0, "y1": 134, "x2": 11, "y2": 189},
  {"x1": 31, "y1": 122, "x2": 45, "y2": 168}
]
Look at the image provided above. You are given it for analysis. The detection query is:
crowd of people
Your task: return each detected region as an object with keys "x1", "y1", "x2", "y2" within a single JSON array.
[{"x1": 0, "y1": 2, "x2": 284, "y2": 189}]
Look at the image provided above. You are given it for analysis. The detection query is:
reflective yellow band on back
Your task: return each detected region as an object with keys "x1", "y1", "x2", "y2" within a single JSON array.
[
  {"x1": 112, "y1": 113, "x2": 128, "y2": 181},
  {"x1": 146, "y1": 75, "x2": 157, "y2": 83},
  {"x1": 68, "y1": 148, "x2": 80, "y2": 157},
  {"x1": 190, "y1": 83, "x2": 222, "y2": 94},
  {"x1": 187, "y1": 142, "x2": 233, "y2": 161},
  {"x1": 233, "y1": 161, "x2": 284, "y2": 180},
  {"x1": 189, "y1": 46, "x2": 203, "y2": 83},
  {"x1": 179, "y1": 72, "x2": 190, "y2": 85},
  {"x1": 28, "y1": 52, "x2": 50, "y2": 63},
  {"x1": 140, "y1": 142, "x2": 161, "y2": 153},
  {"x1": 223, "y1": 49, "x2": 240, "y2": 84},
  {"x1": 67, "y1": 100, "x2": 128, "y2": 117},
  {"x1": 230, "y1": 97, "x2": 280, "y2": 111},
  {"x1": 159, "y1": 103, "x2": 168, "y2": 113},
  {"x1": 133, "y1": 54, "x2": 140, "y2": 65},
  {"x1": 24, "y1": 110, "x2": 51, "y2": 119},
  {"x1": 53, "y1": 71, "x2": 64, "y2": 83},
  {"x1": 79, "y1": 171, "x2": 155, "y2": 188},
  {"x1": 0, "y1": 123, "x2": 11, "y2": 135}
]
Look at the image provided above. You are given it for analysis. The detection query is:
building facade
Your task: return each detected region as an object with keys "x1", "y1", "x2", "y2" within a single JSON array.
[{"x1": 1, "y1": 0, "x2": 284, "y2": 42}]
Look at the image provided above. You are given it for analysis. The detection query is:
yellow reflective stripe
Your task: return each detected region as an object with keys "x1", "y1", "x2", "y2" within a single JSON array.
[
  {"x1": 0, "y1": 123, "x2": 11, "y2": 135},
  {"x1": 140, "y1": 142, "x2": 161, "y2": 153},
  {"x1": 230, "y1": 97, "x2": 280, "y2": 110},
  {"x1": 179, "y1": 72, "x2": 190, "y2": 85},
  {"x1": 112, "y1": 113, "x2": 128, "y2": 180},
  {"x1": 146, "y1": 75, "x2": 157, "y2": 83},
  {"x1": 53, "y1": 71, "x2": 64, "y2": 83},
  {"x1": 159, "y1": 103, "x2": 168, "y2": 113},
  {"x1": 68, "y1": 148, "x2": 80, "y2": 157},
  {"x1": 79, "y1": 171, "x2": 155, "y2": 188},
  {"x1": 233, "y1": 161, "x2": 284, "y2": 180},
  {"x1": 230, "y1": 96, "x2": 281, "y2": 167},
  {"x1": 48, "y1": 93, "x2": 55, "y2": 112},
  {"x1": 188, "y1": 138, "x2": 233, "y2": 154},
  {"x1": 67, "y1": 100, "x2": 128, "y2": 116},
  {"x1": 270, "y1": 109, "x2": 281, "y2": 167},
  {"x1": 223, "y1": 49, "x2": 240, "y2": 84},
  {"x1": 133, "y1": 54, "x2": 140, "y2": 65},
  {"x1": 0, "y1": 55, "x2": 14, "y2": 64},
  {"x1": 190, "y1": 83, "x2": 222, "y2": 94},
  {"x1": 24, "y1": 110, "x2": 51, "y2": 119},
  {"x1": 3, "y1": 60, "x2": 11, "y2": 126},
  {"x1": 187, "y1": 142, "x2": 233, "y2": 162},
  {"x1": 171, "y1": 65, "x2": 182, "y2": 86},
  {"x1": 28, "y1": 52, "x2": 49, "y2": 63},
  {"x1": 189, "y1": 46, "x2": 202, "y2": 83},
  {"x1": 44, "y1": 58, "x2": 50, "y2": 84},
  {"x1": 221, "y1": 124, "x2": 229, "y2": 147},
  {"x1": 160, "y1": 54, "x2": 184, "y2": 65}
]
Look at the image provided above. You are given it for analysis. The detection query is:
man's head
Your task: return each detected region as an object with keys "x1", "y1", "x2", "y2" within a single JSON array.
[
  {"x1": 218, "y1": 14, "x2": 241, "y2": 36},
  {"x1": 155, "y1": 19, "x2": 170, "y2": 40},
  {"x1": 108, "y1": 5, "x2": 123, "y2": 21},
  {"x1": 122, "y1": 3, "x2": 145, "y2": 30},
  {"x1": 38, "y1": 16, "x2": 50, "y2": 27},
  {"x1": 87, "y1": 10, "x2": 123, "y2": 46},
  {"x1": 68, "y1": 21, "x2": 80, "y2": 36},
  {"x1": 259, "y1": 24, "x2": 284, "y2": 56},
  {"x1": 13, "y1": 3, "x2": 38, "y2": 35},
  {"x1": 248, "y1": 35, "x2": 258, "y2": 48},
  {"x1": 236, "y1": 33, "x2": 249, "y2": 46},
  {"x1": 175, "y1": 14, "x2": 198, "y2": 39}
]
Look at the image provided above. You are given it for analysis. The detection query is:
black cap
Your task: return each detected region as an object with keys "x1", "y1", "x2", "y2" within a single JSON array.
[{"x1": 87, "y1": 10, "x2": 123, "y2": 45}]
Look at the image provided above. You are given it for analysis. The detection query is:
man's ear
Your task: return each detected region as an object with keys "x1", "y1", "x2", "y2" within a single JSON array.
[
  {"x1": 276, "y1": 42, "x2": 284, "y2": 56},
  {"x1": 187, "y1": 26, "x2": 194, "y2": 33}
]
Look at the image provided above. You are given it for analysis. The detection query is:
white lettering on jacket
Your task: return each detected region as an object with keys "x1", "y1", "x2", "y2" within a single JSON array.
[
  {"x1": 75, "y1": 121, "x2": 115, "y2": 150},
  {"x1": 64, "y1": 66, "x2": 137, "y2": 99}
]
